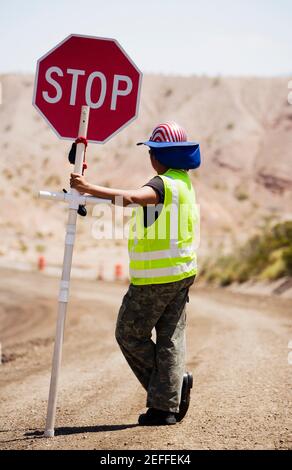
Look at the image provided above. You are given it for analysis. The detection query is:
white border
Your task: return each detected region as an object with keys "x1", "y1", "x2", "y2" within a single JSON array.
[{"x1": 32, "y1": 33, "x2": 143, "y2": 144}]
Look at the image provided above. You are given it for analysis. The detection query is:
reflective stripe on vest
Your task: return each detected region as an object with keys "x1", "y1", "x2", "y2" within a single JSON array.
[
  {"x1": 129, "y1": 244, "x2": 194, "y2": 261},
  {"x1": 130, "y1": 259, "x2": 197, "y2": 279},
  {"x1": 169, "y1": 177, "x2": 179, "y2": 241}
]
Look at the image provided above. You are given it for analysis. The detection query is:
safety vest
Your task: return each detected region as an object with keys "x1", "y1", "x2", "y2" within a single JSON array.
[{"x1": 128, "y1": 169, "x2": 198, "y2": 285}]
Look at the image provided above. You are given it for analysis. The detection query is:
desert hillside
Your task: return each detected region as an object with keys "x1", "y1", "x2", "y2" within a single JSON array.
[{"x1": 0, "y1": 74, "x2": 291, "y2": 278}]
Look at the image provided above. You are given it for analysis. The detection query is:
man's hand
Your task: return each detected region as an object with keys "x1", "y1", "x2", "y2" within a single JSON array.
[{"x1": 70, "y1": 173, "x2": 90, "y2": 193}]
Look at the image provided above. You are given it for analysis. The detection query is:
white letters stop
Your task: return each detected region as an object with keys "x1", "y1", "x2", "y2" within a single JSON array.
[{"x1": 42, "y1": 66, "x2": 133, "y2": 110}]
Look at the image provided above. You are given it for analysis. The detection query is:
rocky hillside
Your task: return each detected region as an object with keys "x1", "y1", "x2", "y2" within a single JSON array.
[{"x1": 0, "y1": 74, "x2": 291, "y2": 276}]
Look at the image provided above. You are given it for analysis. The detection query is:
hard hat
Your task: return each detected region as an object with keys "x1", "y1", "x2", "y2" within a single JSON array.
[
  {"x1": 149, "y1": 121, "x2": 188, "y2": 143},
  {"x1": 137, "y1": 121, "x2": 201, "y2": 170}
]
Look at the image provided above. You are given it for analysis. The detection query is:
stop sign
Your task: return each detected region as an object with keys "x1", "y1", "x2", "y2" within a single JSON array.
[{"x1": 33, "y1": 34, "x2": 142, "y2": 143}]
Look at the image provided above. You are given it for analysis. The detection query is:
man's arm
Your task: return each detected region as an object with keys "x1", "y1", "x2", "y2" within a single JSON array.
[{"x1": 70, "y1": 173, "x2": 159, "y2": 206}]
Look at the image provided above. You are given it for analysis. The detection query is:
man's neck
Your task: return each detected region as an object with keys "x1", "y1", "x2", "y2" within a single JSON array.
[{"x1": 157, "y1": 166, "x2": 169, "y2": 175}]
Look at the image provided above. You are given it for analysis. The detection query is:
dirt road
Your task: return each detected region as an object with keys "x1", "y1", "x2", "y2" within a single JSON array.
[{"x1": 0, "y1": 268, "x2": 291, "y2": 450}]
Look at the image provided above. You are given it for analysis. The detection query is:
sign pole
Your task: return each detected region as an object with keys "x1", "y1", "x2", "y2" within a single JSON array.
[
  {"x1": 34, "y1": 33, "x2": 142, "y2": 436},
  {"x1": 44, "y1": 105, "x2": 90, "y2": 438}
]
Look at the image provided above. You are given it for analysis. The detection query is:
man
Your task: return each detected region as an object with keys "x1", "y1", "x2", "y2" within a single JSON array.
[{"x1": 70, "y1": 121, "x2": 200, "y2": 426}]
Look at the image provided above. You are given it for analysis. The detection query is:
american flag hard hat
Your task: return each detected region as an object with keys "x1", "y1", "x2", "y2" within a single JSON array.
[
  {"x1": 136, "y1": 121, "x2": 200, "y2": 169},
  {"x1": 149, "y1": 122, "x2": 187, "y2": 143}
]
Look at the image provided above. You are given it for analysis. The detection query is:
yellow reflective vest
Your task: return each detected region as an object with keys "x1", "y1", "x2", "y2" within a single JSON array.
[{"x1": 128, "y1": 169, "x2": 198, "y2": 285}]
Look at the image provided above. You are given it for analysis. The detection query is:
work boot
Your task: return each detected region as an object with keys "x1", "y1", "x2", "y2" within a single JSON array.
[
  {"x1": 138, "y1": 408, "x2": 177, "y2": 426},
  {"x1": 176, "y1": 372, "x2": 193, "y2": 422}
]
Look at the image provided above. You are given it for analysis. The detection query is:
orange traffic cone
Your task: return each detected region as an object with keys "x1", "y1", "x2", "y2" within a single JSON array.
[
  {"x1": 38, "y1": 255, "x2": 46, "y2": 271},
  {"x1": 115, "y1": 263, "x2": 123, "y2": 281}
]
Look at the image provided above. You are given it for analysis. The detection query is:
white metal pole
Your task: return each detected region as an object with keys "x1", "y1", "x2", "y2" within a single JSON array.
[{"x1": 44, "y1": 106, "x2": 90, "y2": 438}]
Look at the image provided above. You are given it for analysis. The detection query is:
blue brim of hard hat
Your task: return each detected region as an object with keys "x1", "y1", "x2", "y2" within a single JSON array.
[{"x1": 137, "y1": 141, "x2": 201, "y2": 170}]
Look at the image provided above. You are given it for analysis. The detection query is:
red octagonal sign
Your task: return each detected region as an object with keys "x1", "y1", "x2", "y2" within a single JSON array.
[{"x1": 33, "y1": 34, "x2": 142, "y2": 143}]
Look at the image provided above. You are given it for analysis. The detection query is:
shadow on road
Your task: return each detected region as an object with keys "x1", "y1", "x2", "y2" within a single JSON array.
[
  {"x1": 26, "y1": 423, "x2": 138, "y2": 437},
  {"x1": 55, "y1": 424, "x2": 138, "y2": 435},
  {"x1": 0, "y1": 424, "x2": 138, "y2": 445}
]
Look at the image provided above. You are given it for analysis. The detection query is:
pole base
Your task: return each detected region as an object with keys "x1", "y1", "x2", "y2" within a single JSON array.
[{"x1": 44, "y1": 429, "x2": 55, "y2": 438}]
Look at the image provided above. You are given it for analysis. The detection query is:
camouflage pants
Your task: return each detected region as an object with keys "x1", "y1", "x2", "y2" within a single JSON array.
[{"x1": 115, "y1": 275, "x2": 195, "y2": 413}]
